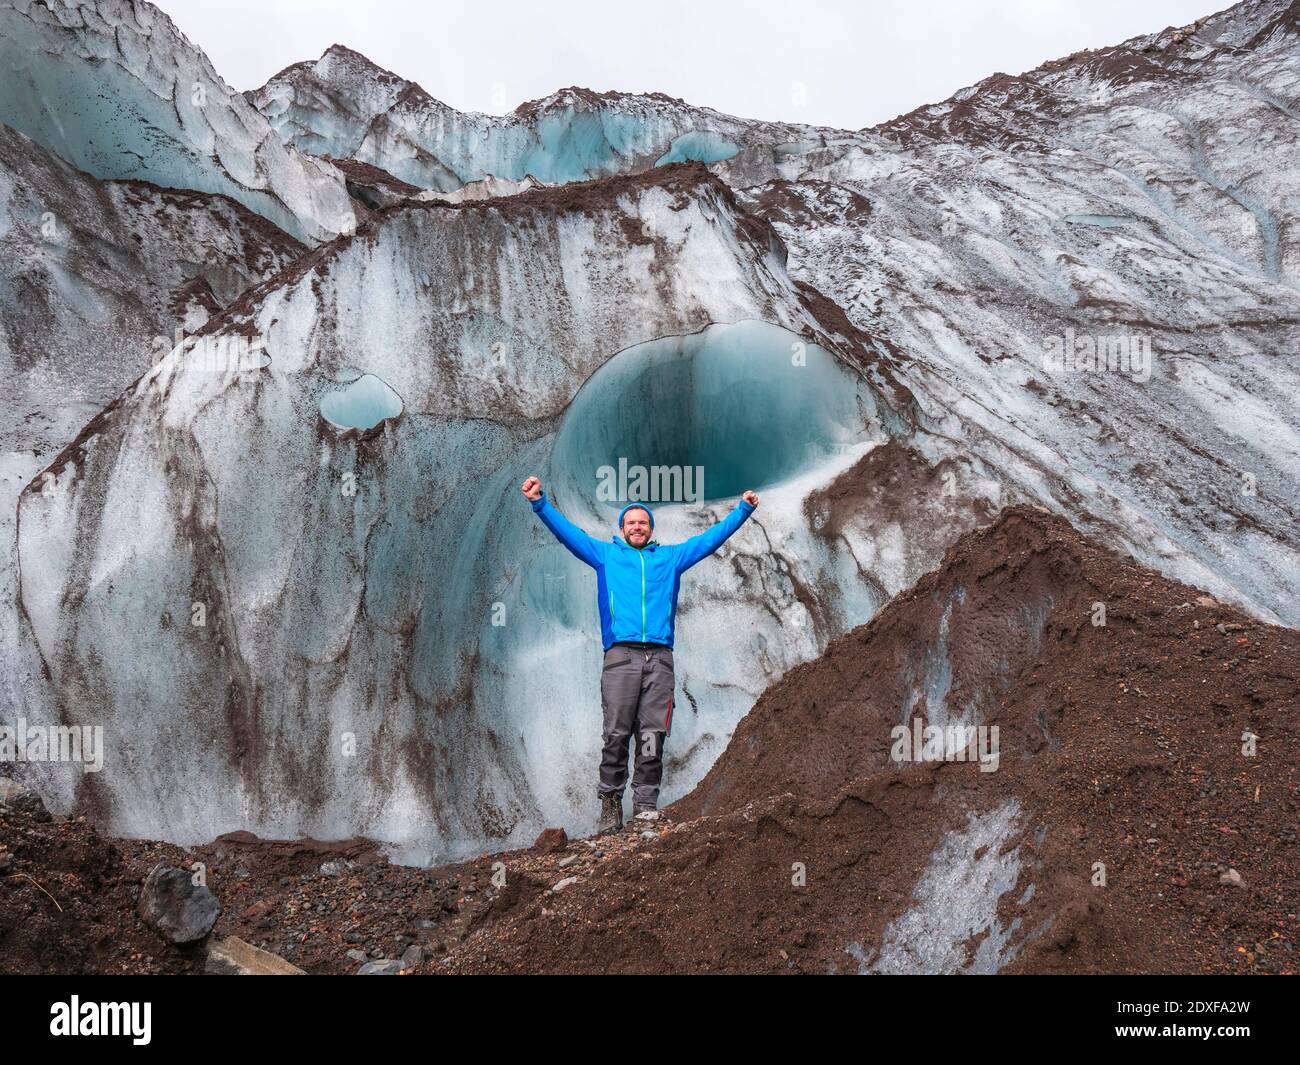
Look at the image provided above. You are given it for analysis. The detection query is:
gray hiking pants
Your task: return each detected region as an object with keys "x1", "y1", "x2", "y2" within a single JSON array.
[{"x1": 599, "y1": 644, "x2": 675, "y2": 808}]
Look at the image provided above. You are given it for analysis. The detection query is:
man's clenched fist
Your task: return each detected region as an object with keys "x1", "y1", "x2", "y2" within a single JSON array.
[
  {"x1": 521, "y1": 476, "x2": 543, "y2": 501},
  {"x1": 742, "y1": 490, "x2": 759, "y2": 507}
]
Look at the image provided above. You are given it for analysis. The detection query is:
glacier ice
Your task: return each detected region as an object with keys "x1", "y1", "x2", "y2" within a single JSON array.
[
  {"x1": 320, "y1": 374, "x2": 404, "y2": 432},
  {"x1": 1061, "y1": 213, "x2": 1135, "y2": 227},
  {"x1": 0, "y1": 118, "x2": 305, "y2": 756},
  {"x1": 0, "y1": 0, "x2": 354, "y2": 243},
  {"x1": 846, "y1": 799, "x2": 1037, "y2": 974},
  {"x1": 655, "y1": 131, "x2": 742, "y2": 166},
  {"x1": 549, "y1": 320, "x2": 863, "y2": 505},
  {"x1": 252, "y1": 49, "x2": 845, "y2": 194},
  {"x1": 737, "y1": 4, "x2": 1300, "y2": 625}
]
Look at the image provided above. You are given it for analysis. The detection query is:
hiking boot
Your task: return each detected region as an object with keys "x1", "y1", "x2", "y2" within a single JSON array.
[{"x1": 597, "y1": 793, "x2": 623, "y2": 835}]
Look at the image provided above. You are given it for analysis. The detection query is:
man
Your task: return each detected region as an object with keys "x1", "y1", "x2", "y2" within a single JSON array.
[{"x1": 521, "y1": 475, "x2": 759, "y2": 833}]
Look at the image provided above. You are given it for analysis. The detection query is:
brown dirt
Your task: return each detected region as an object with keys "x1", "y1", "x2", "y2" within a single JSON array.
[
  {"x1": 0, "y1": 806, "x2": 203, "y2": 974},
  {"x1": 324, "y1": 156, "x2": 424, "y2": 196},
  {"x1": 4, "y1": 505, "x2": 1295, "y2": 974}
]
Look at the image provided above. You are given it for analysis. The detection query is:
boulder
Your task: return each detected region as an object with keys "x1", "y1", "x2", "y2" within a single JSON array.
[
  {"x1": 0, "y1": 778, "x2": 51, "y2": 822},
  {"x1": 137, "y1": 864, "x2": 221, "y2": 944}
]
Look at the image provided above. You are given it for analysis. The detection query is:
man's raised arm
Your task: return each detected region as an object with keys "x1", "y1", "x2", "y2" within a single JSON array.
[
  {"x1": 673, "y1": 490, "x2": 759, "y2": 572},
  {"x1": 522, "y1": 476, "x2": 603, "y2": 568}
]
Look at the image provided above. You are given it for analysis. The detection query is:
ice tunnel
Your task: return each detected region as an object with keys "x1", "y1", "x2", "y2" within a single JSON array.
[{"x1": 547, "y1": 319, "x2": 866, "y2": 513}]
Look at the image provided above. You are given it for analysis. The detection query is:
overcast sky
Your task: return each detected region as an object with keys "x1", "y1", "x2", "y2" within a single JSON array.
[{"x1": 164, "y1": 0, "x2": 1223, "y2": 130}]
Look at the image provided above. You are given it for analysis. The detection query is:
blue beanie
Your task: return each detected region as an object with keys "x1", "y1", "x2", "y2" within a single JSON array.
[{"x1": 618, "y1": 502, "x2": 654, "y2": 531}]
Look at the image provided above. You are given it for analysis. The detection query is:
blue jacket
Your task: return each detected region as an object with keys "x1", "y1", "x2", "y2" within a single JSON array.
[{"x1": 530, "y1": 492, "x2": 756, "y2": 650}]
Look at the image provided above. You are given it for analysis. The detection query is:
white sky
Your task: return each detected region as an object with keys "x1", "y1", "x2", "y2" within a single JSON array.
[{"x1": 163, "y1": 0, "x2": 1223, "y2": 130}]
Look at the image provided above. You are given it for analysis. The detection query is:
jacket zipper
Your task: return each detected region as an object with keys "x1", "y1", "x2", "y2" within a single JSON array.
[
  {"x1": 639, "y1": 551, "x2": 646, "y2": 641},
  {"x1": 608, "y1": 587, "x2": 615, "y2": 625}
]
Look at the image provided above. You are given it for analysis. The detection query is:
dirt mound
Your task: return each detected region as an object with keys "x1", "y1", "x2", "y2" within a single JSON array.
[
  {"x1": 437, "y1": 505, "x2": 1297, "y2": 973},
  {"x1": 0, "y1": 804, "x2": 202, "y2": 974}
]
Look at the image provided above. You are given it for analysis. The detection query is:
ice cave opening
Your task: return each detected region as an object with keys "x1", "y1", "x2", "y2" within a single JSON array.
[
  {"x1": 548, "y1": 320, "x2": 866, "y2": 512},
  {"x1": 319, "y1": 373, "x2": 404, "y2": 431},
  {"x1": 655, "y1": 131, "x2": 742, "y2": 166}
]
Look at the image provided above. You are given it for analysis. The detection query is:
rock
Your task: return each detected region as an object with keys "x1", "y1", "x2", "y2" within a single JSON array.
[
  {"x1": 319, "y1": 860, "x2": 346, "y2": 877},
  {"x1": 400, "y1": 944, "x2": 425, "y2": 969},
  {"x1": 1219, "y1": 868, "x2": 1245, "y2": 888},
  {"x1": 533, "y1": 827, "x2": 568, "y2": 853},
  {"x1": 242, "y1": 898, "x2": 275, "y2": 920},
  {"x1": 0, "y1": 778, "x2": 51, "y2": 822},
  {"x1": 558, "y1": 854, "x2": 579, "y2": 868},
  {"x1": 204, "y1": 936, "x2": 306, "y2": 975},
  {"x1": 137, "y1": 864, "x2": 221, "y2": 944},
  {"x1": 357, "y1": 958, "x2": 405, "y2": 975},
  {"x1": 552, "y1": 876, "x2": 579, "y2": 892},
  {"x1": 346, "y1": 949, "x2": 368, "y2": 963},
  {"x1": 0, "y1": 850, "x2": 11, "y2": 872},
  {"x1": 343, "y1": 931, "x2": 365, "y2": 943}
]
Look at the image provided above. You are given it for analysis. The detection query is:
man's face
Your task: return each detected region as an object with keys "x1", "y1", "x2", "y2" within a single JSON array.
[{"x1": 621, "y1": 508, "x2": 651, "y2": 548}]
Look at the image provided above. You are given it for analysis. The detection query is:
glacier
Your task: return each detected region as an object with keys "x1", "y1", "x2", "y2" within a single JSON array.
[
  {"x1": 4, "y1": 0, "x2": 1300, "y2": 873},
  {"x1": 0, "y1": 0, "x2": 355, "y2": 243},
  {"x1": 13, "y1": 163, "x2": 909, "y2": 860},
  {"x1": 251, "y1": 46, "x2": 844, "y2": 193},
  {"x1": 0, "y1": 117, "x2": 306, "y2": 779}
]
